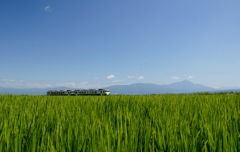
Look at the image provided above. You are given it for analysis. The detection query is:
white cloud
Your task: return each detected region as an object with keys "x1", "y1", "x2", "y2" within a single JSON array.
[
  {"x1": 171, "y1": 77, "x2": 180, "y2": 80},
  {"x1": 112, "y1": 79, "x2": 125, "y2": 83},
  {"x1": 107, "y1": 75, "x2": 115, "y2": 79},
  {"x1": 44, "y1": 6, "x2": 51, "y2": 12},
  {"x1": 0, "y1": 79, "x2": 108, "y2": 89},
  {"x1": 76, "y1": 82, "x2": 110, "y2": 89},
  {"x1": 0, "y1": 79, "x2": 24, "y2": 88},
  {"x1": 25, "y1": 82, "x2": 52, "y2": 88},
  {"x1": 0, "y1": 79, "x2": 54, "y2": 88},
  {"x1": 80, "y1": 82, "x2": 88, "y2": 85},
  {"x1": 187, "y1": 75, "x2": 193, "y2": 79},
  {"x1": 128, "y1": 76, "x2": 134, "y2": 78},
  {"x1": 56, "y1": 82, "x2": 76, "y2": 87},
  {"x1": 137, "y1": 76, "x2": 144, "y2": 80}
]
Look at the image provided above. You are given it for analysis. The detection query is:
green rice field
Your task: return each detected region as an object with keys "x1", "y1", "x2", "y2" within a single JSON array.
[{"x1": 0, "y1": 94, "x2": 239, "y2": 151}]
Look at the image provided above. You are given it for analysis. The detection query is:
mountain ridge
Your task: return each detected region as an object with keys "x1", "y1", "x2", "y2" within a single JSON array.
[
  {"x1": 108, "y1": 80, "x2": 217, "y2": 94},
  {"x1": 0, "y1": 80, "x2": 239, "y2": 95}
]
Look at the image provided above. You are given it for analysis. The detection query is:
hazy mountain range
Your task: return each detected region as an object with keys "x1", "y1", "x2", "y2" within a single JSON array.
[
  {"x1": 0, "y1": 80, "x2": 239, "y2": 95},
  {"x1": 108, "y1": 80, "x2": 217, "y2": 94}
]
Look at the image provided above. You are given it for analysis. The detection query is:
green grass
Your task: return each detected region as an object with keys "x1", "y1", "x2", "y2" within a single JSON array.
[{"x1": 0, "y1": 94, "x2": 239, "y2": 151}]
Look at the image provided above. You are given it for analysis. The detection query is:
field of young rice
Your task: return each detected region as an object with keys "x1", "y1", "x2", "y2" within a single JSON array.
[{"x1": 0, "y1": 94, "x2": 239, "y2": 151}]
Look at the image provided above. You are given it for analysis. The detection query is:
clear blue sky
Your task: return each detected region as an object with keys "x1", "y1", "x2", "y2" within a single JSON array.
[{"x1": 1, "y1": 0, "x2": 240, "y2": 89}]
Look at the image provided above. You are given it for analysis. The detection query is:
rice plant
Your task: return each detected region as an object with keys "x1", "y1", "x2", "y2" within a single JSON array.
[{"x1": 0, "y1": 94, "x2": 239, "y2": 151}]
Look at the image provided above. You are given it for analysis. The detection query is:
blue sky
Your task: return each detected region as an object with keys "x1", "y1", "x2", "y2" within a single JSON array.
[{"x1": 0, "y1": 0, "x2": 240, "y2": 89}]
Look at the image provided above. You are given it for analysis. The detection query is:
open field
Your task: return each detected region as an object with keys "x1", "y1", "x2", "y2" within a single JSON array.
[{"x1": 0, "y1": 94, "x2": 239, "y2": 151}]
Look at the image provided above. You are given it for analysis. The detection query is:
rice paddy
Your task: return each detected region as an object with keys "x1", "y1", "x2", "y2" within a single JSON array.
[{"x1": 0, "y1": 94, "x2": 239, "y2": 151}]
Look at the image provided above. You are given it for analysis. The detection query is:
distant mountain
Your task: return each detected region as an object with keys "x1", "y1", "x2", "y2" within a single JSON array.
[
  {"x1": 108, "y1": 83, "x2": 164, "y2": 94},
  {"x1": 1, "y1": 80, "x2": 239, "y2": 95},
  {"x1": 164, "y1": 80, "x2": 217, "y2": 93},
  {"x1": 108, "y1": 80, "x2": 217, "y2": 94},
  {"x1": 213, "y1": 88, "x2": 240, "y2": 93},
  {"x1": 0, "y1": 86, "x2": 78, "y2": 95},
  {"x1": 0, "y1": 87, "x2": 47, "y2": 95}
]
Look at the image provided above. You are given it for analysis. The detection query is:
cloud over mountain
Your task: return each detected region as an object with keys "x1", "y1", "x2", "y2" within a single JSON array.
[
  {"x1": 171, "y1": 77, "x2": 180, "y2": 80},
  {"x1": 107, "y1": 75, "x2": 115, "y2": 79},
  {"x1": 137, "y1": 76, "x2": 144, "y2": 80}
]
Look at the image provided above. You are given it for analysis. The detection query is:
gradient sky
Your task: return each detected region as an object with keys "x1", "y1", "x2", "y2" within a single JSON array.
[{"x1": 1, "y1": 0, "x2": 240, "y2": 89}]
